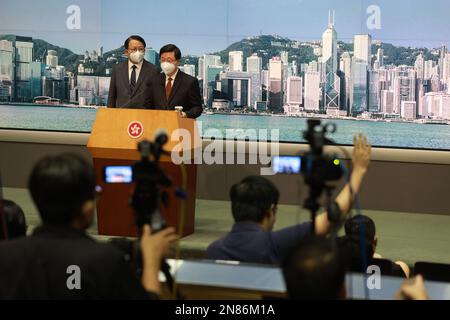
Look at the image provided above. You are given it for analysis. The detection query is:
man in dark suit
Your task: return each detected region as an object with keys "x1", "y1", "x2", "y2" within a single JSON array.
[
  {"x1": 150, "y1": 44, "x2": 203, "y2": 118},
  {"x1": 0, "y1": 153, "x2": 178, "y2": 299},
  {"x1": 107, "y1": 35, "x2": 158, "y2": 108}
]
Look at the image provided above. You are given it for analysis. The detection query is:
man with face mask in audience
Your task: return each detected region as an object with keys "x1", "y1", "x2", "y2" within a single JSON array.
[
  {"x1": 107, "y1": 35, "x2": 158, "y2": 108},
  {"x1": 149, "y1": 44, "x2": 203, "y2": 118}
]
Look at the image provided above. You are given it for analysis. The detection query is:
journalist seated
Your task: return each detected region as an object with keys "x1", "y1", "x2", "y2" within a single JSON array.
[
  {"x1": 0, "y1": 153, "x2": 177, "y2": 299},
  {"x1": 205, "y1": 134, "x2": 372, "y2": 265},
  {"x1": 340, "y1": 215, "x2": 410, "y2": 278},
  {"x1": 282, "y1": 236, "x2": 428, "y2": 300},
  {"x1": 2, "y1": 199, "x2": 27, "y2": 239},
  {"x1": 282, "y1": 236, "x2": 347, "y2": 299}
]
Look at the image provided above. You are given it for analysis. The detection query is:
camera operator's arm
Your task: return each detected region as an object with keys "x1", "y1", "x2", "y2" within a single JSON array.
[
  {"x1": 140, "y1": 225, "x2": 179, "y2": 295},
  {"x1": 316, "y1": 134, "x2": 371, "y2": 235}
]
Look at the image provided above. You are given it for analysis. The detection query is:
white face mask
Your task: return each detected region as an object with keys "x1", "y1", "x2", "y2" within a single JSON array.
[
  {"x1": 161, "y1": 61, "x2": 176, "y2": 75},
  {"x1": 129, "y1": 50, "x2": 144, "y2": 64}
]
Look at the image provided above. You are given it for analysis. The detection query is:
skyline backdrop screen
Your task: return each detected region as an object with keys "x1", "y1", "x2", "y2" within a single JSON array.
[{"x1": 1, "y1": 0, "x2": 450, "y2": 150}]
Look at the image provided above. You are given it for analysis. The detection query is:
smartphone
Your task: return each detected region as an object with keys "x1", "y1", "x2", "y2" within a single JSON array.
[
  {"x1": 271, "y1": 156, "x2": 302, "y2": 174},
  {"x1": 103, "y1": 165, "x2": 133, "y2": 183}
]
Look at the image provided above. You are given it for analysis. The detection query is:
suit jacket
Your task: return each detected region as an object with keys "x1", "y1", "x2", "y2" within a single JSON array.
[
  {"x1": 150, "y1": 71, "x2": 203, "y2": 118},
  {"x1": 107, "y1": 60, "x2": 158, "y2": 109},
  {"x1": 0, "y1": 225, "x2": 157, "y2": 299}
]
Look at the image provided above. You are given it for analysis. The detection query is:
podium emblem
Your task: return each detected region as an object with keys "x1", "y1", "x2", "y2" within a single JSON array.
[{"x1": 127, "y1": 121, "x2": 144, "y2": 139}]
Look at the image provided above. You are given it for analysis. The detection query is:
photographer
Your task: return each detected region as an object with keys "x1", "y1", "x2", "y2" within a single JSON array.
[
  {"x1": 205, "y1": 134, "x2": 371, "y2": 265},
  {"x1": 0, "y1": 153, "x2": 178, "y2": 299}
]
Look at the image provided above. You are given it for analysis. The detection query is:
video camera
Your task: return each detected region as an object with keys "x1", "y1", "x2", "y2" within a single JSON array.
[
  {"x1": 103, "y1": 130, "x2": 172, "y2": 232},
  {"x1": 272, "y1": 119, "x2": 344, "y2": 234},
  {"x1": 105, "y1": 131, "x2": 183, "y2": 298},
  {"x1": 272, "y1": 119, "x2": 342, "y2": 179}
]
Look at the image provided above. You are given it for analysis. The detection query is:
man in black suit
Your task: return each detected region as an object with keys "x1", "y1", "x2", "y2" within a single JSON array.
[
  {"x1": 107, "y1": 35, "x2": 158, "y2": 108},
  {"x1": 0, "y1": 153, "x2": 178, "y2": 299},
  {"x1": 150, "y1": 44, "x2": 203, "y2": 118}
]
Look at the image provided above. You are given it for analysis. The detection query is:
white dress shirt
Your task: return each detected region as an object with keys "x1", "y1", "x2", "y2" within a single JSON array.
[
  {"x1": 165, "y1": 69, "x2": 179, "y2": 86},
  {"x1": 128, "y1": 59, "x2": 144, "y2": 83}
]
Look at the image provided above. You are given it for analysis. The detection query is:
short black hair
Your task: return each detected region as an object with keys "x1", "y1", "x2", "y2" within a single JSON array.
[
  {"x1": 337, "y1": 235, "x2": 374, "y2": 273},
  {"x1": 344, "y1": 215, "x2": 376, "y2": 243},
  {"x1": 124, "y1": 35, "x2": 146, "y2": 49},
  {"x1": 159, "y1": 44, "x2": 181, "y2": 60},
  {"x1": 282, "y1": 236, "x2": 346, "y2": 300},
  {"x1": 2, "y1": 199, "x2": 27, "y2": 238},
  {"x1": 230, "y1": 176, "x2": 279, "y2": 223},
  {"x1": 28, "y1": 153, "x2": 96, "y2": 225}
]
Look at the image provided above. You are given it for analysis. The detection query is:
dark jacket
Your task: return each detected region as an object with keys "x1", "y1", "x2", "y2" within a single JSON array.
[
  {"x1": 107, "y1": 60, "x2": 158, "y2": 109},
  {"x1": 0, "y1": 225, "x2": 156, "y2": 299},
  {"x1": 205, "y1": 222, "x2": 312, "y2": 265},
  {"x1": 150, "y1": 71, "x2": 203, "y2": 118}
]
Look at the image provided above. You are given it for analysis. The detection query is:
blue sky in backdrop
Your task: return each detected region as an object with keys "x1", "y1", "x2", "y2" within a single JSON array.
[{"x1": 1, "y1": 0, "x2": 450, "y2": 55}]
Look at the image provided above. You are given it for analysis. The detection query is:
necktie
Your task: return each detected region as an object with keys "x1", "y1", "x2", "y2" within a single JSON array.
[
  {"x1": 166, "y1": 77, "x2": 173, "y2": 100},
  {"x1": 130, "y1": 65, "x2": 137, "y2": 93}
]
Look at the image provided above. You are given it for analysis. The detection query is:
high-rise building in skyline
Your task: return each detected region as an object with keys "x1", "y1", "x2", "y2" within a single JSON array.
[
  {"x1": 401, "y1": 101, "x2": 416, "y2": 120},
  {"x1": 280, "y1": 51, "x2": 289, "y2": 66},
  {"x1": 182, "y1": 64, "x2": 196, "y2": 77},
  {"x1": 368, "y1": 70, "x2": 379, "y2": 112},
  {"x1": 221, "y1": 71, "x2": 261, "y2": 109},
  {"x1": 14, "y1": 36, "x2": 34, "y2": 102},
  {"x1": 144, "y1": 48, "x2": 159, "y2": 65},
  {"x1": 304, "y1": 71, "x2": 320, "y2": 111},
  {"x1": 201, "y1": 54, "x2": 222, "y2": 105},
  {"x1": 30, "y1": 61, "x2": 44, "y2": 99},
  {"x1": 0, "y1": 40, "x2": 14, "y2": 102},
  {"x1": 205, "y1": 64, "x2": 223, "y2": 106},
  {"x1": 354, "y1": 34, "x2": 372, "y2": 65},
  {"x1": 380, "y1": 89, "x2": 394, "y2": 114},
  {"x1": 261, "y1": 69, "x2": 269, "y2": 102},
  {"x1": 339, "y1": 51, "x2": 352, "y2": 111},
  {"x1": 422, "y1": 92, "x2": 450, "y2": 119},
  {"x1": 393, "y1": 73, "x2": 416, "y2": 114},
  {"x1": 438, "y1": 45, "x2": 447, "y2": 80},
  {"x1": 415, "y1": 53, "x2": 425, "y2": 80},
  {"x1": 322, "y1": 11, "x2": 339, "y2": 111},
  {"x1": 351, "y1": 59, "x2": 369, "y2": 115},
  {"x1": 291, "y1": 60, "x2": 298, "y2": 76},
  {"x1": 307, "y1": 60, "x2": 319, "y2": 73},
  {"x1": 321, "y1": 10, "x2": 338, "y2": 76},
  {"x1": 268, "y1": 57, "x2": 283, "y2": 110},
  {"x1": 0, "y1": 40, "x2": 14, "y2": 81},
  {"x1": 229, "y1": 51, "x2": 243, "y2": 72},
  {"x1": 46, "y1": 50, "x2": 58, "y2": 68},
  {"x1": 198, "y1": 56, "x2": 204, "y2": 79},
  {"x1": 246, "y1": 54, "x2": 262, "y2": 74},
  {"x1": 286, "y1": 76, "x2": 302, "y2": 105},
  {"x1": 376, "y1": 48, "x2": 384, "y2": 67},
  {"x1": 269, "y1": 57, "x2": 282, "y2": 79},
  {"x1": 442, "y1": 53, "x2": 450, "y2": 85}
]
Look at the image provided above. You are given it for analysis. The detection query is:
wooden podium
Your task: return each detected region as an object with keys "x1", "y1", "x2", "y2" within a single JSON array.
[{"x1": 87, "y1": 108, "x2": 200, "y2": 237}]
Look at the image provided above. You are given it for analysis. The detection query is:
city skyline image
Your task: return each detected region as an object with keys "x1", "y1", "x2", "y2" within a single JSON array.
[{"x1": 1, "y1": 0, "x2": 450, "y2": 150}]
